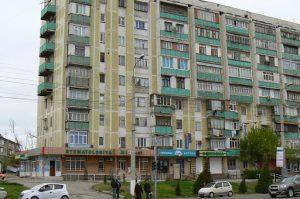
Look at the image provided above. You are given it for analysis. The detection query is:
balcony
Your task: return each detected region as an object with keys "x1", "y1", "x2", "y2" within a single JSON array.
[
  {"x1": 161, "y1": 49, "x2": 189, "y2": 59},
  {"x1": 160, "y1": 30, "x2": 188, "y2": 40},
  {"x1": 196, "y1": 54, "x2": 221, "y2": 64},
  {"x1": 207, "y1": 130, "x2": 225, "y2": 139},
  {"x1": 284, "y1": 69, "x2": 300, "y2": 77},
  {"x1": 69, "y1": 0, "x2": 91, "y2": 5},
  {"x1": 227, "y1": 42, "x2": 250, "y2": 52},
  {"x1": 226, "y1": 26, "x2": 249, "y2": 35},
  {"x1": 198, "y1": 91, "x2": 223, "y2": 99},
  {"x1": 256, "y1": 48, "x2": 277, "y2": 56},
  {"x1": 155, "y1": 126, "x2": 173, "y2": 135},
  {"x1": 66, "y1": 121, "x2": 89, "y2": 131},
  {"x1": 38, "y1": 82, "x2": 53, "y2": 96},
  {"x1": 39, "y1": 61, "x2": 54, "y2": 76},
  {"x1": 230, "y1": 95, "x2": 253, "y2": 103},
  {"x1": 228, "y1": 59, "x2": 251, "y2": 68},
  {"x1": 286, "y1": 84, "x2": 300, "y2": 92},
  {"x1": 69, "y1": 35, "x2": 90, "y2": 45},
  {"x1": 282, "y1": 38, "x2": 300, "y2": 46},
  {"x1": 160, "y1": 12, "x2": 188, "y2": 22},
  {"x1": 40, "y1": 22, "x2": 56, "y2": 38},
  {"x1": 41, "y1": 4, "x2": 56, "y2": 20},
  {"x1": 161, "y1": 68, "x2": 190, "y2": 77},
  {"x1": 195, "y1": 19, "x2": 219, "y2": 29},
  {"x1": 39, "y1": 42, "x2": 55, "y2": 58},
  {"x1": 68, "y1": 55, "x2": 90, "y2": 66},
  {"x1": 68, "y1": 76, "x2": 89, "y2": 88},
  {"x1": 257, "y1": 64, "x2": 278, "y2": 72},
  {"x1": 196, "y1": 37, "x2": 220, "y2": 45},
  {"x1": 227, "y1": 149, "x2": 241, "y2": 157},
  {"x1": 274, "y1": 115, "x2": 298, "y2": 124},
  {"x1": 284, "y1": 132, "x2": 299, "y2": 140},
  {"x1": 197, "y1": 73, "x2": 222, "y2": 82},
  {"x1": 153, "y1": 106, "x2": 173, "y2": 115},
  {"x1": 161, "y1": 87, "x2": 190, "y2": 97},
  {"x1": 258, "y1": 81, "x2": 280, "y2": 89},
  {"x1": 283, "y1": 53, "x2": 300, "y2": 62},
  {"x1": 67, "y1": 99, "x2": 89, "y2": 109},
  {"x1": 207, "y1": 110, "x2": 239, "y2": 120},
  {"x1": 69, "y1": 14, "x2": 90, "y2": 25},
  {"x1": 229, "y1": 77, "x2": 252, "y2": 86},
  {"x1": 224, "y1": 130, "x2": 240, "y2": 138},
  {"x1": 259, "y1": 97, "x2": 280, "y2": 105},
  {"x1": 255, "y1": 32, "x2": 276, "y2": 42}
]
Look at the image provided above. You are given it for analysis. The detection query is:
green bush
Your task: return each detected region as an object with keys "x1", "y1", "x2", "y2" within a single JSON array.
[
  {"x1": 193, "y1": 158, "x2": 213, "y2": 194},
  {"x1": 239, "y1": 178, "x2": 247, "y2": 193},
  {"x1": 104, "y1": 175, "x2": 107, "y2": 184},
  {"x1": 244, "y1": 170, "x2": 260, "y2": 179},
  {"x1": 175, "y1": 181, "x2": 181, "y2": 196},
  {"x1": 255, "y1": 166, "x2": 273, "y2": 193}
]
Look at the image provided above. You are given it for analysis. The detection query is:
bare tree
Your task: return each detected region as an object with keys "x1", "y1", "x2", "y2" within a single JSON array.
[{"x1": 9, "y1": 120, "x2": 22, "y2": 151}]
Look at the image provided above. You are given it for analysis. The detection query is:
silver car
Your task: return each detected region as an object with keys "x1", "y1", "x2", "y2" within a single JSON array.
[
  {"x1": 20, "y1": 183, "x2": 69, "y2": 199},
  {"x1": 198, "y1": 181, "x2": 233, "y2": 198}
]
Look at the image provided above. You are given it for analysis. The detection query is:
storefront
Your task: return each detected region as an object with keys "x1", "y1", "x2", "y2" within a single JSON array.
[{"x1": 197, "y1": 150, "x2": 227, "y2": 176}]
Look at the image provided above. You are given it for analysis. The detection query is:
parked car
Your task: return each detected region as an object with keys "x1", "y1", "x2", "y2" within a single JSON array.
[
  {"x1": 269, "y1": 175, "x2": 300, "y2": 198},
  {"x1": 198, "y1": 181, "x2": 233, "y2": 198},
  {"x1": 20, "y1": 183, "x2": 69, "y2": 199},
  {"x1": 0, "y1": 187, "x2": 7, "y2": 199}
]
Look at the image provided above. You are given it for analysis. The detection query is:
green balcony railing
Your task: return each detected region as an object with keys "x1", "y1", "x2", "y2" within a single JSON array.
[
  {"x1": 160, "y1": 30, "x2": 188, "y2": 40},
  {"x1": 160, "y1": 12, "x2": 188, "y2": 22},
  {"x1": 154, "y1": 106, "x2": 173, "y2": 115},
  {"x1": 38, "y1": 82, "x2": 53, "y2": 96},
  {"x1": 227, "y1": 42, "x2": 250, "y2": 51},
  {"x1": 198, "y1": 91, "x2": 223, "y2": 99},
  {"x1": 257, "y1": 64, "x2": 278, "y2": 72},
  {"x1": 70, "y1": 0, "x2": 91, "y2": 5},
  {"x1": 228, "y1": 59, "x2": 251, "y2": 68},
  {"x1": 161, "y1": 87, "x2": 190, "y2": 97},
  {"x1": 226, "y1": 26, "x2": 249, "y2": 35},
  {"x1": 283, "y1": 53, "x2": 300, "y2": 62},
  {"x1": 197, "y1": 73, "x2": 222, "y2": 82},
  {"x1": 196, "y1": 54, "x2": 221, "y2": 64},
  {"x1": 161, "y1": 49, "x2": 189, "y2": 59},
  {"x1": 282, "y1": 38, "x2": 300, "y2": 46},
  {"x1": 69, "y1": 34, "x2": 90, "y2": 45},
  {"x1": 40, "y1": 22, "x2": 56, "y2": 38},
  {"x1": 69, "y1": 14, "x2": 90, "y2": 25},
  {"x1": 41, "y1": 4, "x2": 56, "y2": 20},
  {"x1": 161, "y1": 68, "x2": 190, "y2": 77},
  {"x1": 68, "y1": 76, "x2": 89, "y2": 88},
  {"x1": 224, "y1": 130, "x2": 240, "y2": 138},
  {"x1": 39, "y1": 42, "x2": 55, "y2": 58},
  {"x1": 274, "y1": 115, "x2": 298, "y2": 123},
  {"x1": 283, "y1": 69, "x2": 300, "y2": 77},
  {"x1": 67, "y1": 99, "x2": 89, "y2": 108},
  {"x1": 259, "y1": 97, "x2": 280, "y2": 105},
  {"x1": 286, "y1": 100, "x2": 300, "y2": 107},
  {"x1": 255, "y1": 32, "x2": 276, "y2": 42},
  {"x1": 284, "y1": 132, "x2": 299, "y2": 140},
  {"x1": 208, "y1": 110, "x2": 239, "y2": 119},
  {"x1": 230, "y1": 95, "x2": 253, "y2": 103},
  {"x1": 195, "y1": 19, "x2": 220, "y2": 29},
  {"x1": 155, "y1": 126, "x2": 173, "y2": 135},
  {"x1": 227, "y1": 149, "x2": 241, "y2": 156},
  {"x1": 68, "y1": 55, "x2": 90, "y2": 66},
  {"x1": 258, "y1": 81, "x2": 280, "y2": 89},
  {"x1": 196, "y1": 37, "x2": 220, "y2": 45},
  {"x1": 229, "y1": 77, "x2": 252, "y2": 86},
  {"x1": 66, "y1": 121, "x2": 89, "y2": 131},
  {"x1": 286, "y1": 84, "x2": 300, "y2": 92},
  {"x1": 256, "y1": 48, "x2": 277, "y2": 56},
  {"x1": 39, "y1": 61, "x2": 54, "y2": 76}
]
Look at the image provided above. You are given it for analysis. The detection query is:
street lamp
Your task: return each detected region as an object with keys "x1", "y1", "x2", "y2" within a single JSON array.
[{"x1": 130, "y1": 54, "x2": 145, "y2": 196}]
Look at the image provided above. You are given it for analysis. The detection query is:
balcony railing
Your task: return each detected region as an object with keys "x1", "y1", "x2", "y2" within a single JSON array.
[
  {"x1": 259, "y1": 97, "x2": 280, "y2": 105},
  {"x1": 196, "y1": 37, "x2": 220, "y2": 45},
  {"x1": 196, "y1": 54, "x2": 221, "y2": 64},
  {"x1": 230, "y1": 95, "x2": 253, "y2": 103},
  {"x1": 39, "y1": 61, "x2": 54, "y2": 76},
  {"x1": 160, "y1": 12, "x2": 188, "y2": 22},
  {"x1": 40, "y1": 22, "x2": 56, "y2": 38},
  {"x1": 161, "y1": 87, "x2": 190, "y2": 97},
  {"x1": 153, "y1": 106, "x2": 173, "y2": 115},
  {"x1": 160, "y1": 30, "x2": 188, "y2": 40},
  {"x1": 198, "y1": 91, "x2": 223, "y2": 99},
  {"x1": 229, "y1": 77, "x2": 252, "y2": 86},
  {"x1": 228, "y1": 59, "x2": 251, "y2": 68},
  {"x1": 154, "y1": 126, "x2": 173, "y2": 135},
  {"x1": 67, "y1": 99, "x2": 89, "y2": 108},
  {"x1": 69, "y1": 0, "x2": 91, "y2": 5},
  {"x1": 41, "y1": 4, "x2": 56, "y2": 20},
  {"x1": 39, "y1": 42, "x2": 55, "y2": 58},
  {"x1": 226, "y1": 26, "x2": 249, "y2": 35},
  {"x1": 195, "y1": 19, "x2": 219, "y2": 29},
  {"x1": 161, "y1": 68, "x2": 190, "y2": 77},
  {"x1": 256, "y1": 48, "x2": 277, "y2": 56},
  {"x1": 66, "y1": 121, "x2": 89, "y2": 131},
  {"x1": 255, "y1": 32, "x2": 276, "y2": 41},
  {"x1": 161, "y1": 49, "x2": 189, "y2": 59},
  {"x1": 38, "y1": 82, "x2": 53, "y2": 96},
  {"x1": 68, "y1": 76, "x2": 89, "y2": 88},
  {"x1": 258, "y1": 81, "x2": 280, "y2": 89},
  {"x1": 69, "y1": 35, "x2": 90, "y2": 45},
  {"x1": 68, "y1": 55, "x2": 90, "y2": 66},
  {"x1": 69, "y1": 14, "x2": 90, "y2": 25},
  {"x1": 257, "y1": 64, "x2": 278, "y2": 72},
  {"x1": 197, "y1": 73, "x2": 222, "y2": 82}
]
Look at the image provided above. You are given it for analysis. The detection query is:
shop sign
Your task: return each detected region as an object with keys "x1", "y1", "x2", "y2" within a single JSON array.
[
  {"x1": 65, "y1": 149, "x2": 113, "y2": 155},
  {"x1": 199, "y1": 151, "x2": 227, "y2": 157},
  {"x1": 158, "y1": 149, "x2": 197, "y2": 157},
  {"x1": 19, "y1": 154, "x2": 28, "y2": 160},
  {"x1": 116, "y1": 149, "x2": 150, "y2": 156}
]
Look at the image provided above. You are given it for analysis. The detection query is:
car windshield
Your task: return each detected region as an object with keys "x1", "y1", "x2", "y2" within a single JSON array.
[
  {"x1": 282, "y1": 177, "x2": 294, "y2": 183},
  {"x1": 204, "y1": 182, "x2": 215, "y2": 188}
]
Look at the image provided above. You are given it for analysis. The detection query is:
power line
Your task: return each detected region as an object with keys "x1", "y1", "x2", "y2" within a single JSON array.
[
  {"x1": 0, "y1": 79, "x2": 36, "y2": 86},
  {"x1": 0, "y1": 62, "x2": 37, "y2": 72},
  {"x1": 0, "y1": 76, "x2": 37, "y2": 83}
]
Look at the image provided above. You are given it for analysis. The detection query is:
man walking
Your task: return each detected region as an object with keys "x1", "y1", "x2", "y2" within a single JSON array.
[
  {"x1": 134, "y1": 180, "x2": 143, "y2": 199},
  {"x1": 144, "y1": 178, "x2": 151, "y2": 199},
  {"x1": 116, "y1": 177, "x2": 121, "y2": 198},
  {"x1": 111, "y1": 176, "x2": 118, "y2": 199}
]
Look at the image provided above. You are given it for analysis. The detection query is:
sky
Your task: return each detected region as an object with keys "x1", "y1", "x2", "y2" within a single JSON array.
[{"x1": 0, "y1": 0, "x2": 299, "y2": 149}]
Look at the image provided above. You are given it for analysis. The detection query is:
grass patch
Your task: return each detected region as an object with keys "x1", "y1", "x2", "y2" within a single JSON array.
[
  {"x1": 0, "y1": 182, "x2": 28, "y2": 199},
  {"x1": 92, "y1": 180, "x2": 258, "y2": 198}
]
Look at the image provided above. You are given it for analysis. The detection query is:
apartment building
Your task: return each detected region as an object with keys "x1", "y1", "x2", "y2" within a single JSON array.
[{"x1": 19, "y1": 0, "x2": 300, "y2": 179}]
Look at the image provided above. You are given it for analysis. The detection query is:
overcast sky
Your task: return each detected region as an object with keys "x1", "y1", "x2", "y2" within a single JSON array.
[{"x1": 0, "y1": 0, "x2": 299, "y2": 149}]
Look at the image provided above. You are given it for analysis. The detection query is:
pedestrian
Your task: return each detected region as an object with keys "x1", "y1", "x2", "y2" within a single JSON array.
[
  {"x1": 144, "y1": 178, "x2": 152, "y2": 199},
  {"x1": 111, "y1": 176, "x2": 118, "y2": 199},
  {"x1": 134, "y1": 180, "x2": 143, "y2": 199},
  {"x1": 116, "y1": 177, "x2": 121, "y2": 198}
]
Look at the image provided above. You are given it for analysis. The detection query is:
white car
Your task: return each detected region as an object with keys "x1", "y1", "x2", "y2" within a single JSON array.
[
  {"x1": 0, "y1": 187, "x2": 7, "y2": 199},
  {"x1": 20, "y1": 183, "x2": 69, "y2": 199},
  {"x1": 198, "y1": 181, "x2": 233, "y2": 198}
]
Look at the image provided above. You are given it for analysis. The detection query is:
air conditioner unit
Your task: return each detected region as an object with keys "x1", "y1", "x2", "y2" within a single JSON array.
[{"x1": 106, "y1": 157, "x2": 113, "y2": 162}]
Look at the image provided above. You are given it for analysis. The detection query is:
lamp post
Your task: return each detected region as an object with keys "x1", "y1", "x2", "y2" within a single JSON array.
[{"x1": 130, "y1": 54, "x2": 145, "y2": 196}]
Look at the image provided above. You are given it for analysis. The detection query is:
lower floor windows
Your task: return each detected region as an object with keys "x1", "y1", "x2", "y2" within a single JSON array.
[
  {"x1": 65, "y1": 157, "x2": 86, "y2": 171},
  {"x1": 227, "y1": 159, "x2": 236, "y2": 170}
]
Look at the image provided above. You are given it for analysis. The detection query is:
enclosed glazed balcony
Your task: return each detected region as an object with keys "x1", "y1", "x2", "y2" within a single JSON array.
[
  {"x1": 38, "y1": 82, "x2": 53, "y2": 96},
  {"x1": 40, "y1": 22, "x2": 56, "y2": 38},
  {"x1": 67, "y1": 76, "x2": 89, "y2": 88},
  {"x1": 66, "y1": 121, "x2": 89, "y2": 131},
  {"x1": 154, "y1": 126, "x2": 173, "y2": 135},
  {"x1": 68, "y1": 55, "x2": 90, "y2": 66},
  {"x1": 39, "y1": 61, "x2": 54, "y2": 76},
  {"x1": 69, "y1": 14, "x2": 90, "y2": 25},
  {"x1": 39, "y1": 42, "x2": 55, "y2": 58},
  {"x1": 67, "y1": 99, "x2": 89, "y2": 109},
  {"x1": 41, "y1": 4, "x2": 56, "y2": 20},
  {"x1": 153, "y1": 106, "x2": 173, "y2": 115}
]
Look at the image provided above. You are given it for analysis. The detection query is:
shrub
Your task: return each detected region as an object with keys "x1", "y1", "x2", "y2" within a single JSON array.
[
  {"x1": 239, "y1": 178, "x2": 247, "y2": 193},
  {"x1": 175, "y1": 181, "x2": 181, "y2": 196},
  {"x1": 193, "y1": 158, "x2": 213, "y2": 194},
  {"x1": 104, "y1": 175, "x2": 107, "y2": 184},
  {"x1": 255, "y1": 166, "x2": 273, "y2": 193}
]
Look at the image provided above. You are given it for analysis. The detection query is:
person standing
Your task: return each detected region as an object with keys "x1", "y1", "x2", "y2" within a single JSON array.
[
  {"x1": 144, "y1": 178, "x2": 151, "y2": 199},
  {"x1": 116, "y1": 178, "x2": 121, "y2": 198},
  {"x1": 134, "y1": 180, "x2": 143, "y2": 199},
  {"x1": 111, "y1": 177, "x2": 118, "y2": 199}
]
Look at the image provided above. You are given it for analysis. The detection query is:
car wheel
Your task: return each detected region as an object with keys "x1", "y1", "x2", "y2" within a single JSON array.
[
  {"x1": 209, "y1": 192, "x2": 214, "y2": 198},
  {"x1": 61, "y1": 196, "x2": 69, "y2": 199},
  {"x1": 228, "y1": 191, "x2": 233, "y2": 197},
  {"x1": 270, "y1": 194, "x2": 276, "y2": 198},
  {"x1": 31, "y1": 197, "x2": 39, "y2": 199},
  {"x1": 287, "y1": 188, "x2": 294, "y2": 197}
]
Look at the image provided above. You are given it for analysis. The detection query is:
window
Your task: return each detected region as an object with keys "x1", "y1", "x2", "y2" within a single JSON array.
[
  {"x1": 99, "y1": 157, "x2": 104, "y2": 171},
  {"x1": 228, "y1": 50, "x2": 250, "y2": 62},
  {"x1": 196, "y1": 9, "x2": 217, "y2": 22},
  {"x1": 227, "y1": 34, "x2": 249, "y2": 45},
  {"x1": 176, "y1": 24, "x2": 184, "y2": 34},
  {"x1": 282, "y1": 31, "x2": 300, "y2": 41},
  {"x1": 261, "y1": 88, "x2": 270, "y2": 97},
  {"x1": 119, "y1": 0, "x2": 126, "y2": 8},
  {"x1": 137, "y1": 138, "x2": 146, "y2": 148},
  {"x1": 119, "y1": 75, "x2": 125, "y2": 86},
  {"x1": 119, "y1": 137, "x2": 126, "y2": 148},
  {"x1": 195, "y1": 101, "x2": 201, "y2": 112},
  {"x1": 178, "y1": 59, "x2": 188, "y2": 70},
  {"x1": 157, "y1": 96, "x2": 171, "y2": 106},
  {"x1": 259, "y1": 55, "x2": 275, "y2": 66},
  {"x1": 99, "y1": 94, "x2": 105, "y2": 105},
  {"x1": 100, "y1": 52, "x2": 105, "y2": 62},
  {"x1": 69, "y1": 89, "x2": 89, "y2": 100},
  {"x1": 69, "y1": 131, "x2": 87, "y2": 145},
  {"x1": 230, "y1": 102, "x2": 237, "y2": 112},
  {"x1": 118, "y1": 36, "x2": 125, "y2": 46},
  {"x1": 176, "y1": 120, "x2": 182, "y2": 129},
  {"x1": 136, "y1": 20, "x2": 145, "y2": 30},
  {"x1": 255, "y1": 24, "x2": 275, "y2": 35},
  {"x1": 284, "y1": 45, "x2": 298, "y2": 55},
  {"x1": 99, "y1": 137, "x2": 104, "y2": 146},
  {"x1": 199, "y1": 45, "x2": 206, "y2": 54},
  {"x1": 119, "y1": 55, "x2": 125, "y2": 66},
  {"x1": 100, "y1": 32, "x2": 105, "y2": 43},
  {"x1": 162, "y1": 41, "x2": 172, "y2": 49},
  {"x1": 230, "y1": 85, "x2": 252, "y2": 95},
  {"x1": 134, "y1": 1, "x2": 148, "y2": 12},
  {"x1": 99, "y1": 115, "x2": 104, "y2": 126},
  {"x1": 76, "y1": 4, "x2": 87, "y2": 15},
  {"x1": 263, "y1": 72, "x2": 274, "y2": 81},
  {"x1": 100, "y1": 74, "x2": 105, "y2": 83},
  {"x1": 119, "y1": 95, "x2": 125, "y2": 107},
  {"x1": 211, "y1": 47, "x2": 218, "y2": 57},
  {"x1": 136, "y1": 117, "x2": 147, "y2": 127},
  {"x1": 241, "y1": 106, "x2": 247, "y2": 115},
  {"x1": 209, "y1": 118, "x2": 224, "y2": 129},
  {"x1": 210, "y1": 139, "x2": 225, "y2": 149},
  {"x1": 54, "y1": 184, "x2": 63, "y2": 190},
  {"x1": 135, "y1": 77, "x2": 149, "y2": 87},
  {"x1": 197, "y1": 65, "x2": 221, "y2": 74},
  {"x1": 195, "y1": 27, "x2": 219, "y2": 39},
  {"x1": 119, "y1": 116, "x2": 125, "y2": 128},
  {"x1": 162, "y1": 76, "x2": 170, "y2": 87},
  {"x1": 226, "y1": 18, "x2": 248, "y2": 29},
  {"x1": 230, "y1": 138, "x2": 240, "y2": 149},
  {"x1": 138, "y1": 158, "x2": 149, "y2": 171},
  {"x1": 137, "y1": 97, "x2": 147, "y2": 107},
  {"x1": 228, "y1": 159, "x2": 236, "y2": 170},
  {"x1": 75, "y1": 46, "x2": 85, "y2": 56},
  {"x1": 283, "y1": 60, "x2": 300, "y2": 71},
  {"x1": 68, "y1": 67, "x2": 90, "y2": 78},
  {"x1": 100, "y1": 13, "x2": 105, "y2": 23},
  {"x1": 175, "y1": 100, "x2": 183, "y2": 110},
  {"x1": 162, "y1": 57, "x2": 173, "y2": 68},
  {"x1": 176, "y1": 139, "x2": 183, "y2": 148},
  {"x1": 135, "y1": 39, "x2": 147, "y2": 49},
  {"x1": 229, "y1": 66, "x2": 252, "y2": 78},
  {"x1": 65, "y1": 157, "x2": 86, "y2": 171},
  {"x1": 135, "y1": 58, "x2": 148, "y2": 68},
  {"x1": 176, "y1": 77, "x2": 185, "y2": 89},
  {"x1": 195, "y1": 121, "x2": 201, "y2": 131},
  {"x1": 119, "y1": 16, "x2": 125, "y2": 26},
  {"x1": 68, "y1": 111, "x2": 89, "y2": 122},
  {"x1": 177, "y1": 43, "x2": 188, "y2": 51},
  {"x1": 256, "y1": 39, "x2": 276, "y2": 50},
  {"x1": 164, "y1": 22, "x2": 172, "y2": 32},
  {"x1": 73, "y1": 25, "x2": 88, "y2": 36},
  {"x1": 198, "y1": 82, "x2": 223, "y2": 92}
]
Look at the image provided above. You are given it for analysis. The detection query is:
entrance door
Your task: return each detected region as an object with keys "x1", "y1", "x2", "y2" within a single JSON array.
[{"x1": 50, "y1": 161, "x2": 55, "y2": 176}]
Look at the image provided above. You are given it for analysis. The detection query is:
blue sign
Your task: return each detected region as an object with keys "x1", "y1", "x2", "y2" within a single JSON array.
[{"x1": 158, "y1": 149, "x2": 197, "y2": 157}]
